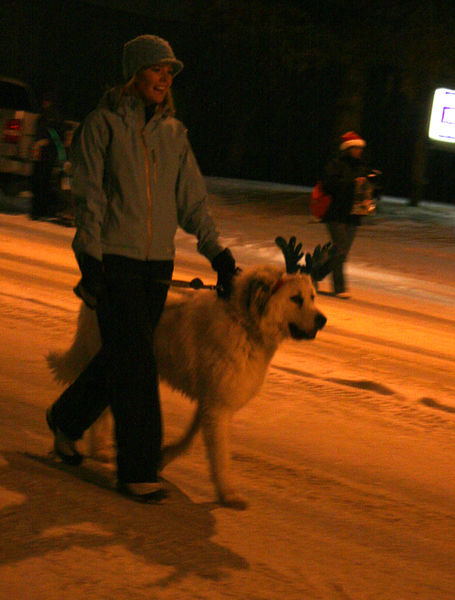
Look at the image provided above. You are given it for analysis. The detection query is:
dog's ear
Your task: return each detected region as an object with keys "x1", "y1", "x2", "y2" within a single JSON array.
[{"x1": 246, "y1": 278, "x2": 272, "y2": 315}]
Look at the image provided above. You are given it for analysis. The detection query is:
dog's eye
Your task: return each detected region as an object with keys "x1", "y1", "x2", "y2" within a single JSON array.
[{"x1": 290, "y1": 294, "x2": 303, "y2": 308}]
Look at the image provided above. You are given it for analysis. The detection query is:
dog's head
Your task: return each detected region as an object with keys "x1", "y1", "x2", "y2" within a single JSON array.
[{"x1": 232, "y1": 266, "x2": 326, "y2": 344}]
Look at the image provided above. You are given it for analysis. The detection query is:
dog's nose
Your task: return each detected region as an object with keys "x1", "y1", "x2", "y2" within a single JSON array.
[{"x1": 315, "y1": 312, "x2": 327, "y2": 330}]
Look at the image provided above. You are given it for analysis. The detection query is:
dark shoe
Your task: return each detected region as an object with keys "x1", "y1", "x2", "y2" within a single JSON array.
[
  {"x1": 46, "y1": 408, "x2": 83, "y2": 466},
  {"x1": 117, "y1": 481, "x2": 167, "y2": 504}
]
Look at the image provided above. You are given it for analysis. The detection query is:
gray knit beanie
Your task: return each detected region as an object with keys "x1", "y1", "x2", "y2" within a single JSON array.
[{"x1": 122, "y1": 35, "x2": 184, "y2": 81}]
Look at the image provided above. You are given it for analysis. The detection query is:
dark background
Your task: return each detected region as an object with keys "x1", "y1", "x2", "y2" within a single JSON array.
[{"x1": 2, "y1": 0, "x2": 455, "y2": 203}]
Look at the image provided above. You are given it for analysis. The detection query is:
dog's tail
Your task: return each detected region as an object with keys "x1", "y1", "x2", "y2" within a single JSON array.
[
  {"x1": 47, "y1": 303, "x2": 101, "y2": 384},
  {"x1": 46, "y1": 348, "x2": 84, "y2": 385}
]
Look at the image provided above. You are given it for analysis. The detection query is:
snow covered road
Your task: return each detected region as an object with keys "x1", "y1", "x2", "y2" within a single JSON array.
[{"x1": 1, "y1": 185, "x2": 455, "y2": 599}]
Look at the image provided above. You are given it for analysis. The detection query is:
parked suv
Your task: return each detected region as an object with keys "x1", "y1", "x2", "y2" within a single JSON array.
[{"x1": 0, "y1": 77, "x2": 39, "y2": 193}]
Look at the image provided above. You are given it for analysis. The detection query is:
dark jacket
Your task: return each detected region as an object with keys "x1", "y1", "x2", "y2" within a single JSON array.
[{"x1": 321, "y1": 152, "x2": 369, "y2": 224}]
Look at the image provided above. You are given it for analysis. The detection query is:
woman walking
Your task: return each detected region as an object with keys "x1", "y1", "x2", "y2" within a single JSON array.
[
  {"x1": 46, "y1": 35, "x2": 237, "y2": 503},
  {"x1": 321, "y1": 131, "x2": 369, "y2": 298}
]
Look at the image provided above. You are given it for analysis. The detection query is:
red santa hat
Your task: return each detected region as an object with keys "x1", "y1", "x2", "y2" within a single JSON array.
[{"x1": 339, "y1": 131, "x2": 366, "y2": 151}]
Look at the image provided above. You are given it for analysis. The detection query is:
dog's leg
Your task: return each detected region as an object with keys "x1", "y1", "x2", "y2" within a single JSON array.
[
  {"x1": 160, "y1": 407, "x2": 202, "y2": 469},
  {"x1": 201, "y1": 408, "x2": 247, "y2": 510}
]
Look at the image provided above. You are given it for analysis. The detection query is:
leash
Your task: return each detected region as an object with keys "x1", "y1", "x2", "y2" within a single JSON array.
[
  {"x1": 159, "y1": 277, "x2": 218, "y2": 290},
  {"x1": 74, "y1": 276, "x2": 218, "y2": 310}
]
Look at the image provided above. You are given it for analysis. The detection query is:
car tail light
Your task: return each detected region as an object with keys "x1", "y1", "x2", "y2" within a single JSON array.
[{"x1": 4, "y1": 119, "x2": 22, "y2": 144}]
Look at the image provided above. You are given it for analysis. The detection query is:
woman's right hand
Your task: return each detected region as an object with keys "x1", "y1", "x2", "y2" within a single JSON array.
[{"x1": 74, "y1": 253, "x2": 105, "y2": 309}]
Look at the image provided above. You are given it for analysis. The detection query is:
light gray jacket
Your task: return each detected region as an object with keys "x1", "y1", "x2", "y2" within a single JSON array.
[{"x1": 71, "y1": 88, "x2": 223, "y2": 263}]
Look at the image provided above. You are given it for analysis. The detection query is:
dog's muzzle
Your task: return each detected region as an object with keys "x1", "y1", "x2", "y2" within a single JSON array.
[{"x1": 288, "y1": 312, "x2": 327, "y2": 340}]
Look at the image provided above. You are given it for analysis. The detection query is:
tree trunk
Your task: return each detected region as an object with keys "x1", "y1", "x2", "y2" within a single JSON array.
[
  {"x1": 409, "y1": 92, "x2": 432, "y2": 207},
  {"x1": 409, "y1": 127, "x2": 428, "y2": 207}
]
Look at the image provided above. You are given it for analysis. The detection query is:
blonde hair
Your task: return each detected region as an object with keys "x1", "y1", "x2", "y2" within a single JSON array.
[{"x1": 119, "y1": 72, "x2": 175, "y2": 116}]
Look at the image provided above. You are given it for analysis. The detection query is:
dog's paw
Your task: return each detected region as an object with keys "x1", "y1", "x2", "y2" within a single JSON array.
[{"x1": 218, "y1": 492, "x2": 248, "y2": 510}]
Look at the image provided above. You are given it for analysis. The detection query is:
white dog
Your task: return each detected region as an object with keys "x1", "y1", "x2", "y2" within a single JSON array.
[{"x1": 48, "y1": 263, "x2": 326, "y2": 509}]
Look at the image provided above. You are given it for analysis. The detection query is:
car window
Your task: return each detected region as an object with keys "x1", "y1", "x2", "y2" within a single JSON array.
[{"x1": 0, "y1": 81, "x2": 33, "y2": 111}]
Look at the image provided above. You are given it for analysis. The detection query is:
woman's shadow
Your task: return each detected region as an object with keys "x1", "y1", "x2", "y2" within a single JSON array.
[{"x1": 0, "y1": 450, "x2": 248, "y2": 587}]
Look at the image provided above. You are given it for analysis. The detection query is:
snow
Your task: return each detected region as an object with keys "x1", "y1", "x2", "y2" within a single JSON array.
[{"x1": 1, "y1": 180, "x2": 455, "y2": 599}]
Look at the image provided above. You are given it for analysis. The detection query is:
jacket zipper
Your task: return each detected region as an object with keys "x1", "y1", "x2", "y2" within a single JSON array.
[
  {"x1": 141, "y1": 129, "x2": 156, "y2": 258},
  {"x1": 152, "y1": 148, "x2": 157, "y2": 184}
]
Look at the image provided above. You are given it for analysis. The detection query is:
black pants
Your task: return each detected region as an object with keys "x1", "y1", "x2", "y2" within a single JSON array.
[
  {"x1": 325, "y1": 222, "x2": 357, "y2": 294},
  {"x1": 49, "y1": 256, "x2": 173, "y2": 483}
]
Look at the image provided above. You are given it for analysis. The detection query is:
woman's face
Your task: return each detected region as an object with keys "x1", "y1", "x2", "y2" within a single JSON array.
[{"x1": 135, "y1": 64, "x2": 174, "y2": 105}]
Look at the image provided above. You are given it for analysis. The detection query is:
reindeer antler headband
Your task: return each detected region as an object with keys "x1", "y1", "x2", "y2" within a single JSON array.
[{"x1": 275, "y1": 236, "x2": 336, "y2": 282}]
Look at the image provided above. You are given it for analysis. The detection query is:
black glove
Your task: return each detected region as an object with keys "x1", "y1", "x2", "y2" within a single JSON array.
[
  {"x1": 211, "y1": 248, "x2": 238, "y2": 299},
  {"x1": 73, "y1": 253, "x2": 104, "y2": 309}
]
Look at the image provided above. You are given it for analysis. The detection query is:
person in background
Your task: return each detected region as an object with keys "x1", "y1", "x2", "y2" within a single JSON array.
[
  {"x1": 30, "y1": 92, "x2": 66, "y2": 220},
  {"x1": 46, "y1": 34, "x2": 238, "y2": 503},
  {"x1": 320, "y1": 131, "x2": 369, "y2": 299}
]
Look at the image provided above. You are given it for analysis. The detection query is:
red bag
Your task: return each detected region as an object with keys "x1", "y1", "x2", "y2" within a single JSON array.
[{"x1": 310, "y1": 181, "x2": 332, "y2": 220}]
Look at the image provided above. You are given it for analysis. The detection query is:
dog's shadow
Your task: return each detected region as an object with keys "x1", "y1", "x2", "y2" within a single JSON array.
[{"x1": 0, "y1": 451, "x2": 248, "y2": 586}]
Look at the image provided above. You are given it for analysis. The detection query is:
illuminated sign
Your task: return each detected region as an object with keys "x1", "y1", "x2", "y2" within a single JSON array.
[{"x1": 429, "y1": 88, "x2": 455, "y2": 144}]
